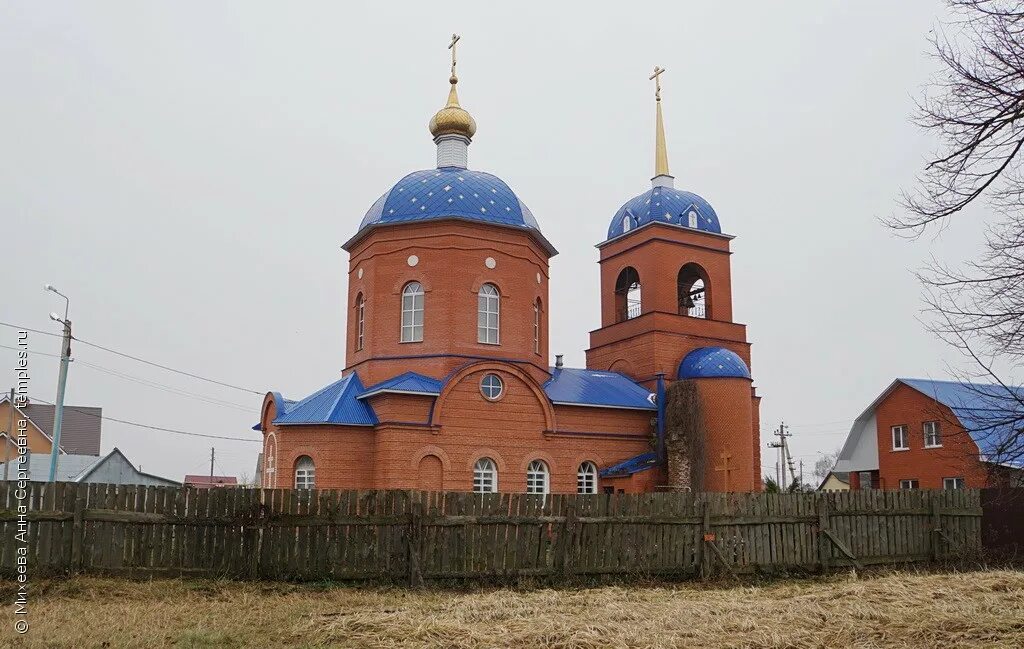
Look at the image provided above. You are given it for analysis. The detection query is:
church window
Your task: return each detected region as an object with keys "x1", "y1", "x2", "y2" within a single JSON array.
[
  {"x1": 401, "y1": 282, "x2": 424, "y2": 342},
  {"x1": 478, "y1": 283, "x2": 500, "y2": 344},
  {"x1": 355, "y1": 293, "x2": 365, "y2": 351},
  {"x1": 677, "y1": 263, "x2": 709, "y2": 319},
  {"x1": 473, "y1": 457, "x2": 497, "y2": 493},
  {"x1": 294, "y1": 456, "x2": 315, "y2": 489},
  {"x1": 577, "y1": 461, "x2": 598, "y2": 494},
  {"x1": 526, "y1": 460, "x2": 550, "y2": 495},
  {"x1": 480, "y1": 373, "x2": 504, "y2": 400},
  {"x1": 533, "y1": 298, "x2": 542, "y2": 354},
  {"x1": 687, "y1": 210, "x2": 698, "y2": 228},
  {"x1": 622, "y1": 215, "x2": 632, "y2": 233},
  {"x1": 614, "y1": 267, "x2": 642, "y2": 322}
]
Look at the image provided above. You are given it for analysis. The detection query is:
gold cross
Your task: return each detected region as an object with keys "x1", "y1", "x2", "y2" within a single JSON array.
[
  {"x1": 713, "y1": 451, "x2": 734, "y2": 492},
  {"x1": 448, "y1": 33, "x2": 461, "y2": 78},
  {"x1": 650, "y1": 66, "x2": 665, "y2": 101}
]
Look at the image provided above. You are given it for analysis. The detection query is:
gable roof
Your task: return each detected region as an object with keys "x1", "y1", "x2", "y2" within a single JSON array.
[
  {"x1": 544, "y1": 367, "x2": 656, "y2": 411},
  {"x1": 0, "y1": 448, "x2": 177, "y2": 484},
  {"x1": 184, "y1": 474, "x2": 238, "y2": 486},
  {"x1": 599, "y1": 452, "x2": 659, "y2": 478},
  {"x1": 1, "y1": 395, "x2": 102, "y2": 455},
  {"x1": 359, "y1": 372, "x2": 443, "y2": 400},
  {"x1": 273, "y1": 373, "x2": 378, "y2": 426}
]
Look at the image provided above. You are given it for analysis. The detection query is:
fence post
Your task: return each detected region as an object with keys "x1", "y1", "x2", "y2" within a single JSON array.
[
  {"x1": 699, "y1": 497, "x2": 711, "y2": 580},
  {"x1": 408, "y1": 492, "x2": 424, "y2": 588},
  {"x1": 71, "y1": 483, "x2": 86, "y2": 572},
  {"x1": 817, "y1": 493, "x2": 830, "y2": 572},
  {"x1": 930, "y1": 491, "x2": 942, "y2": 562}
]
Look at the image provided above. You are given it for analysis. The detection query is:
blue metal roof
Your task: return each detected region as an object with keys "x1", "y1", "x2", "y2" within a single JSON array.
[
  {"x1": 678, "y1": 347, "x2": 751, "y2": 380},
  {"x1": 607, "y1": 186, "x2": 721, "y2": 241},
  {"x1": 359, "y1": 372, "x2": 443, "y2": 400},
  {"x1": 273, "y1": 374, "x2": 378, "y2": 427},
  {"x1": 252, "y1": 392, "x2": 298, "y2": 431},
  {"x1": 351, "y1": 168, "x2": 556, "y2": 253},
  {"x1": 543, "y1": 367, "x2": 657, "y2": 410},
  {"x1": 899, "y1": 378, "x2": 1023, "y2": 467},
  {"x1": 599, "y1": 452, "x2": 659, "y2": 478}
]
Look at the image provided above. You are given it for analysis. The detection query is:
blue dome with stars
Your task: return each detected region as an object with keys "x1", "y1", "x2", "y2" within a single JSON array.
[
  {"x1": 607, "y1": 186, "x2": 721, "y2": 240},
  {"x1": 677, "y1": 347, "x2": 750, "y2": 380},
  {"x1": 358, "y1": 167, "x2": 540, "y2": 234}
]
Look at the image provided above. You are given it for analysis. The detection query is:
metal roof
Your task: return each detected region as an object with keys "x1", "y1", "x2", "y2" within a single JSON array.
[
  {"x1": 1, "y1": 395, "x2": 102, "y2": 455},
  {"x1": 607, "y1": 185, "x2": 721, "y2": 241},
  {"x1": 359, "y1": 372, "x2": 443, "y2": 400},
  {"x1": 273, "y1": 374, "x2": 378, "y2": 427},
  {"x1": 899, "y1": 378, "x2": 1024, "y2": 467},
  {"x1": 252, "y1": 392, "x2": 298, "y2": 431},
  {"x1": 677, "y1": 347, "x2": 751, "y2": 380},
  {"x1": 543, "y1": 367, "x2": 656, "y2": 410},
  {"x1": 599, "y1": 451, "x2": 659, "y2": 478}
]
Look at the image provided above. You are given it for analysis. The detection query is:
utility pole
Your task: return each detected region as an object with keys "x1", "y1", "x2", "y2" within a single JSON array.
[
  {"x1": 210, "y1": 447, "x2": 215, "y2": 480},
  {"x1": 799, "y1": 459, "x2": 804, "y2": 490},
  {"x1": 45, "y1": 283, "x2": 72, "y2": 483},
  {"x1": 3, "y1": 388, "x2": 13, "y2": 481}
]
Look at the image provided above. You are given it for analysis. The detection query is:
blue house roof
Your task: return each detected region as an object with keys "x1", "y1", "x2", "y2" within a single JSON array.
[
  {"x1": 273, "y1": 374, "x2": 378, "y2": 427},
  {"x1": 544, "y1": 367, "x2": 656, "y2": 410},
  {"x1": 678, "y1": 347, "x2": 751, "y2": 380},
  {"x1": 359, "y1": 372, "x2": 443, "y2": 400},
  {"x1": 899, "y1": 378, "x2": 1024, "y2": 467},
  {"x1": 607, "y1": 186, "x2": 721, "y2": 241},
  {"x1": 348, "y1": 168, "x2": 557, "y2": 254},
  {"x1": 599, "y1": 452, "x2": 659, "y2": 478}
]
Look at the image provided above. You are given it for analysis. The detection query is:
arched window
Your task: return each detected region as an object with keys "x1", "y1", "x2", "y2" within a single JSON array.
[
  {"x1": 622, "y1": 214, "x2": 632, "y2": 233},
  {"x1": 533, "y1": 298, "x2": 542, "y2": 354},
  {"x1": 478, "y1": 283, "x2": 500, "y2": 344},
  {"x1": 473, "y1": 457, "x2": 497, "y2": 493},
  {"x1": 577, "y1": 461, "x2": 598, "y2": 494},
  {"x1": 677, "y1": 263, "x2": 709, "y2": 319},
  {"x1": 526, "y1": 460, "x2": 550, "y2": 494},
  {"x1": 294, "y1": 456, "x2": 315, "y2": 489},
  {"x1": 401, "y1": 282, "x2": 424, "y2": 342},
  {"x1": 614, "y1": 267, "x2": 642, "y2": 322},
  {"x1": 355, "y1": 293, "x2": 365, "y2": 351}
]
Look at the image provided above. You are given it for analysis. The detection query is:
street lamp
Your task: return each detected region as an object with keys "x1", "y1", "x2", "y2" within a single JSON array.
[{"x1": 44, "y1": 284, "x2": 72, "y2": 483}]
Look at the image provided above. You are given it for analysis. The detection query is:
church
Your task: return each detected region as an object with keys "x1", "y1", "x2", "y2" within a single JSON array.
[{"x1": 257, "y1": 38, "x2": 761, "y2": 494}]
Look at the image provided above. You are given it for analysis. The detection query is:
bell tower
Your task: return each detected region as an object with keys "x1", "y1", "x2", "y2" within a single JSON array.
[{"x1": 585, "y1": 67, "x2": 760, "y2": 492}]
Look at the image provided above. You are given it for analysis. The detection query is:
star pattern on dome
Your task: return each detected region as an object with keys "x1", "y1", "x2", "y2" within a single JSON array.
[{"x1": 607, "y1": 187, "x2": 722, "y2": 240}]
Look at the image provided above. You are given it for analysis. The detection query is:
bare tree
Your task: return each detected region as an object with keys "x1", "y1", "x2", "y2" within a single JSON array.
[
  {"x1": 897, "y1": 1, "x2": 1024, "y2": 470},
  {"x1": 812, "y1": 449, "x2": 841, "y2": 483}
]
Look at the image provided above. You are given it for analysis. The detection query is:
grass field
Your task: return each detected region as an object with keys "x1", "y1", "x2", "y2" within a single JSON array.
[{"x1": 2, "y1": 569, "x2": 1023, "y2": 648}]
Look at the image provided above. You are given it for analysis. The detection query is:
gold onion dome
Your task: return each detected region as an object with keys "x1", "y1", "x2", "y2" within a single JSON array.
[{"x1": 429, "y1": 75, "x2": 477, "y2": 139}]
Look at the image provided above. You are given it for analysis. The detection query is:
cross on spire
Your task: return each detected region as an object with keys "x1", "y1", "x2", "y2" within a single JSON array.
[
  {"x1": 448, "y1": 33, "x2": 461, "y2": 80},
  {"x1": 650, "y1": 66, "x2": 665, "y2": 102},
  {"x1": 650, "y1": 66, "x2": 671, "y2": 179}
]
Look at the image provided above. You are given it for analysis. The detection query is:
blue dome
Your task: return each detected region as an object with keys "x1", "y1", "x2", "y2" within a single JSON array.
[
  {"x1": 359, "y1": 167, "x2": 540, "y2": 233},
  {"x1": 607, "y1": 186, "x2": 721, "y2": 240},
  {"x1": 678, "y1": 347, "x2": 750, "y2": 380}
]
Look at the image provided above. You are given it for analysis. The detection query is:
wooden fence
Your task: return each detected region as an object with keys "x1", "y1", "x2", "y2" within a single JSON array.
[{"x1": 0, "y1": 482, "x2": 983, "y2": 583}]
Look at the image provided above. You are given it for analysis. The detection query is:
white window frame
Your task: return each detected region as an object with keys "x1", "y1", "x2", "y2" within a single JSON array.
[
  {"x1": 891, "y1": 425, "x2": 909, "y2": 451},
  {"x1": 473, "y1": 457, "x2": 497, "y2": 493},
  {"x1": 943, "y1": 476, "x2": 965, "y2": 490},
  {"x1": 533, "y1": 299, "x2": 541, "y2": 355},
  {"x1": 898, "y1": 479, "x2": 919, "y2": 490},
  {"x1": 294, "y1": 455, "x2": 316, "y2": 490},
  {"x1": 356, "y1": 293, "x2": 365, "y2": 351},
  {"x1": 577, "y1": 461, "x2": 597, "y2": 494},
  {"x1": 400, "y1": 282, "x2": 424, "y2": 343},
  {"x1": 924, "y1": 421, "x2": 942, "y2": 448},
  {"x1": 478, "y1": 283, "x2": 500, "y2": 344},
  {"x1": 622, "y1": 215, "x2": 632, "y2": 233},
  {"x1": 480, "y1": 373, "x2": 504, "y2": 400},
  {"x1": 526, "y1": 459, "x2": 550, "y2": 495}
]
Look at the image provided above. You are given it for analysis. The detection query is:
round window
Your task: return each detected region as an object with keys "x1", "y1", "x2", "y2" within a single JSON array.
[{"x1": 480, "y1": 373, "x2": 504, "y2": 400}]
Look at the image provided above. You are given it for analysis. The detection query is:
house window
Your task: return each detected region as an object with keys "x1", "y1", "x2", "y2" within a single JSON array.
[
  {"x1": 891, "y1": 425, "x2": 909, "y2": 450},
  {"x1": 943, "y1": 476, "x2": 965, "y2": 490},
  {"x1": 858, "y1": 471, "x2": 874, "y2": 489},
  {"x1": 478, "y1": 283, "x2": 500, "y2": 344},
  {"x1": 533, "y1": 299, "x2": 541, "y2": 354},
  {"x1": 577, "y1": 461, "x2": 597, "y2": 494},
  {"x1": 924, "y1": 421, "x2": 942, "y2": 448},
  {"x1": 355, "y1": 293, "x2": 365, "y2": 351},
  {"x1": 400, "y1": 282, "x2": 424, "y2": 342},
  {"x1": 480, "y1": 373, "x2": 504, "y2": 400},
  {"x1": 473, "y1": 457, "x2": 497, "y2": 493},
  {"x1": 294, "y1": 456, "x2": 315, "y2": 489},
  {"x1": 899, "y1": 479, "x2": 919, "y2": 490},
  {"x1": 526, "y1": 460, "x2": 549, "y2": 495}
]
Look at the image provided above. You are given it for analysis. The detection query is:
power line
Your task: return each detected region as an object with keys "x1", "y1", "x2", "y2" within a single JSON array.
[
  {"x1": 1, "y1": 320, "x2": 262, "y2": 395},
  {"x1": 28, "y1": 396, "x2": 261, "y2": 443},
  {"x1": 0, "y1": 320, "x2": 63, "y2": 339}
]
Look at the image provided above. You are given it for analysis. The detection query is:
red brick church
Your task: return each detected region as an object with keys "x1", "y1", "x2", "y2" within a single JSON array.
[{"x1": 258, "y1": 42, "x2": 761, "y2": 494}]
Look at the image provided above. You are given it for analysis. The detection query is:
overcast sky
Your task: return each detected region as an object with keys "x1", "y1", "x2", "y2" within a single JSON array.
[{"x1": 1, "y1": 1, "x2": 1007, "y2": 483}]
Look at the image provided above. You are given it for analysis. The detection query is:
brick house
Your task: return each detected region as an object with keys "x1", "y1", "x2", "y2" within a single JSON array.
[
  {"x1": 834, "y1": 378, "x2": 1023, "y2": 490},
  {"x1": 257, "y1": 49, "x2": 761, "y2": 495}
]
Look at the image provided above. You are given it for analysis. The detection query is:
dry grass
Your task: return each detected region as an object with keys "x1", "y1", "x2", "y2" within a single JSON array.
[{"x1": 2, "y1": 569, "x2": 1023, "y2": 648}]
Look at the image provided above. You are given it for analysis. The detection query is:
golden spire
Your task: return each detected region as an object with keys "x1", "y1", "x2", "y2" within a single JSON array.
[
  {"x1": 650, "y1": 66, "x2": 670, "y2": 177},
  {"x1": 429, "y1": 33, "x2": 477, "y2": 140}
]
